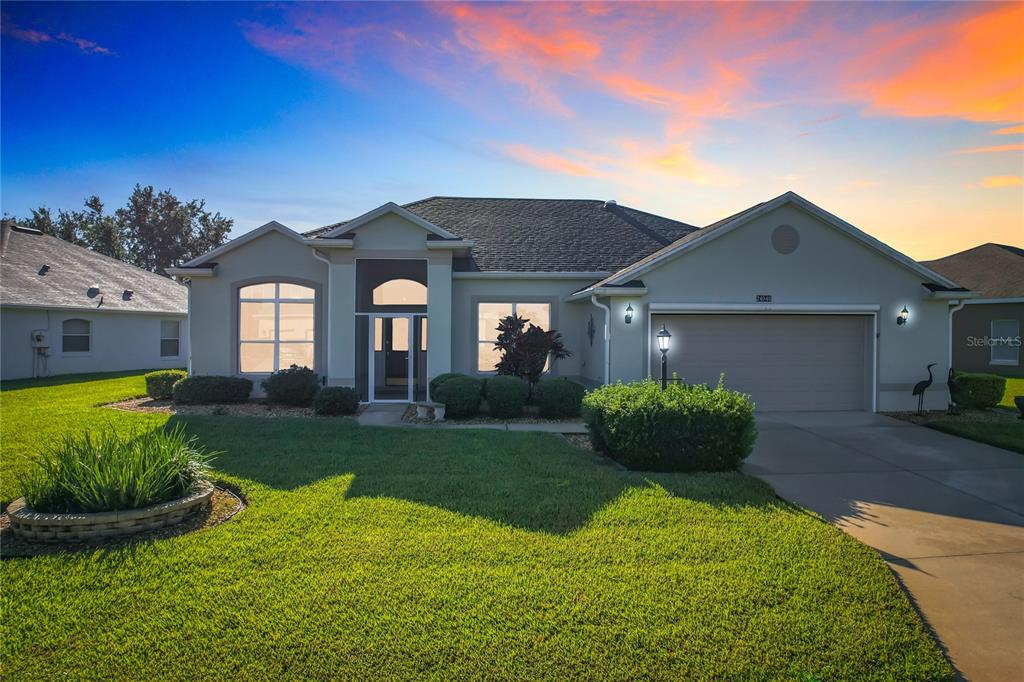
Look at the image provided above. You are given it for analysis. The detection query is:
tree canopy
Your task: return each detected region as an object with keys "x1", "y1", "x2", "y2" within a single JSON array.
[{"x1": 8, "y1": 185, "x2": 232, "y2": 276}]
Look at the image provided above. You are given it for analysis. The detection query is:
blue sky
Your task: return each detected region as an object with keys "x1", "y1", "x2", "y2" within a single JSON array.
[{"x1": 2, "y1": 1, "x2": 1021, "y2": 259}]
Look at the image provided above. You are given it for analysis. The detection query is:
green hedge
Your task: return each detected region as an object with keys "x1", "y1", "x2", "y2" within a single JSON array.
[
  {"x1": 262, "y1": 365, "x2": 319, "y2": 406},
  {"x1": 582, "y1": 380, "x2": 756, "y2": 472},
  {"x1": 172, "y1": 376, "x2": 253, "y2": 404},
  {"x1": 313, "y1": 386, "x2": 360, "y2": 415},
  {"x1": 534, "y1": 378, "x2": 586, "y2": 418},
  {"x1": 144, "y1": 369, "x2": 186, "y2": 400},
  {"x1": 429, "y1": 373, "x2": 465, "y2": 399},
  {"x1": 952, "y1": 372, "x2": 1006, "y2": 410},
  {"x1": 486, "y1": 376, "x2": 528, "y2": 418},
  {"x1": 435, "y1": 376, "x2": 483, "y2": 418}
]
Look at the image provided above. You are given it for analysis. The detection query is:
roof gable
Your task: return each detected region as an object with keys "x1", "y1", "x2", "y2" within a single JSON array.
[
  {"x1": 320, "y1": 202, "x2": 459, "y2": 240},
  {"x1": 182, "y1": 220, "x2": 303, "y2": 267}
]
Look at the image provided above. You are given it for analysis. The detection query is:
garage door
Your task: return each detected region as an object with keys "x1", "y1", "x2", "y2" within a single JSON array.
[{"x1": 651, "y1": 314, "x2": 870, "y2": 411}]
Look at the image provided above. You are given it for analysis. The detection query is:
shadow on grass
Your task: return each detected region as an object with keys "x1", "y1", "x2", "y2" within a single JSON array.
[
  {"x1": 1, "y1": 369, "x2": 174, "y2": 392},
  {"x1": 174, "y1": 415, "x2": 773, "y2": 535}
]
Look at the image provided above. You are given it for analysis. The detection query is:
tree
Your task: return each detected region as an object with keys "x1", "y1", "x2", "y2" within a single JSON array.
[{"x1": 493, "y1": 313, "x2": 571, "y2": 391}]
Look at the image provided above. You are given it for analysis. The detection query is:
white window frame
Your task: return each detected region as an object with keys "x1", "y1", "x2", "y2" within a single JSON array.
[
  {"x1": 990, "y1": 319, "x2": 1020, "y2": 366},
  {"x1": 61, "y1": 318, "x2": 91, "y2": 355},
  {"x1": 238, "y1": 282, "x2": 315, "y2": 374},
  {"x1": 160, "y1": 320, "x2": 181, "y2": 359},
  {"x1": 475, "y1": 301, "x2": 551, "y2": 374}
]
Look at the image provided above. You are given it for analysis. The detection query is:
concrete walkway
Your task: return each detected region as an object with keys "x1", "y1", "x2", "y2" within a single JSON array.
[
  {"x1": 746, "y1": 411, "x2": 1024, "y2": 682},
  {"x1": 357, "y1": 404, "x2": 587, "y2": 433}
]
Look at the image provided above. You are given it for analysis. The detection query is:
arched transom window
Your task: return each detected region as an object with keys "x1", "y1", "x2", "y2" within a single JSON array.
[
  {"x1": 372, "y1": 278, "x2": 427, "y2": 306},
  {"x1": 239, "y1": 282, "x2": 315, "y2": 373}
]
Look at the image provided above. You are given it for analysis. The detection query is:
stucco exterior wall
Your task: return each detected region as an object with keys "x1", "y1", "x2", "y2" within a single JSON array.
[
  {"x1": 1, "y1": 306, "x2": 187, "y2": 380},
  {"x1": 951, "y1": 301, "x2": 1023, "y2": 378},
  {"x1": 599, "y1": 203, "x2": 953, "y2": 411}
]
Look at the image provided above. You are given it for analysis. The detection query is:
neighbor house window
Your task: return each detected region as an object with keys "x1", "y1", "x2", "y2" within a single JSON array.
[
  {"x1": 476, "y1": 302, "x2": 550, "y2": 372},
  {"x1": 991, "y1": 319, "x2": 1020, "y2": 366},
  {"x1": 62, "y1": 318, "x2": 91, "y2": 353},
  {"x1": 239, "y1": 282, "x2": 315, "y2": 373},
  {"x1": 160, "y1": 320, "x2": 180, "y2": 358}
]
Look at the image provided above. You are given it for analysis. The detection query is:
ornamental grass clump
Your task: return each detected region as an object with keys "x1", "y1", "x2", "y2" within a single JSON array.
[
  {"x1": 583, "y1": 378, "x2": 756, "y2": 472},
  {"x1": 18, "y1": 425, "x2": 217, "y2": 513}
]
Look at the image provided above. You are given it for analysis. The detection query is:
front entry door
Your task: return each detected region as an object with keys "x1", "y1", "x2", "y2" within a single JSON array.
[{"x1": 369, "y1": 315, "x2": 426, "y2": 402}]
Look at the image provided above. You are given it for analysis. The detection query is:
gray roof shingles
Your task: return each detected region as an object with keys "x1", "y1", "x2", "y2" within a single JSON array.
[
  {"x1": 308, "y1": 197, "x2": 699, "y2": 272},
  {"x1": 1, "y1": 225, "x2": 187, "y2": 314},
  {"x1": 921, "y1": 243, "x2": 1024, "y2": 299}
]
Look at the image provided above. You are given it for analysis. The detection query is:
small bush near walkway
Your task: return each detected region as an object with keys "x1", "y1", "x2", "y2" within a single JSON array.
[
  {"x1": 486, "y1": 376, "x2": 528, "y2": 418},
  {"x1": 313, "y1": 386, "x2": 360, "y2": 415},
  {"x1": 144, "y1": 369, "x2": 186, "y2": 399},
  {"x1": 952, "y1": 372, "x2": 1007, "y2": 410},
  {"x1": 429, "y1": 372, "x2": 465, "y2": 399},
  {"x1": 534, "y1": 377, "x2": 586, "y2": 418},
  {"x1": 583, "y1": 379, "x2": 756, "y2": 472},
  {"x1": 262, "y1": 365, "x2": 319, "y2": 406},
  {"x1": 172, "y1": 376, "x2": 252, "y2": 404},
  {"x1": 435, "y1": 376, "x2": 483, "y2": 418}
]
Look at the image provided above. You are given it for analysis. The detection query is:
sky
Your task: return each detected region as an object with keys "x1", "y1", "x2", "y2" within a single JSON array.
[{"x1": 2, "y1": 1, "x2": 1022, "y2": 260}]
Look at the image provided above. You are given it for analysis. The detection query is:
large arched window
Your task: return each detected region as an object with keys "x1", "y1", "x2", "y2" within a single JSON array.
[
  {"x1": 372, "y1": 279, "x2": 427, "y2": 306},
  {"x1": 238, "y1": 282, "x2": 315, "y2": 373},
  {"x1": 62, "y1": 318, "x2": 91, "y2": 353}
]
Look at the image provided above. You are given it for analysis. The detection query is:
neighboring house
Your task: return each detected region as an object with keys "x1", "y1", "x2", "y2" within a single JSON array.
[
  {"x1": 0, "y1": 220, "x2": 189, "y2": 380},
  {"x1": 168, "y1": 191, "x2": 970, "y2": 412},
  {"x1": 922, "y1": 243, "x2": 1024, "y2": 378}
]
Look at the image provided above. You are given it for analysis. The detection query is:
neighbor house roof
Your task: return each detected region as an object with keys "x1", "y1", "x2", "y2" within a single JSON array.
[
  {"x1": 307, "y1": 197, "x2": 698, "y2": 272},
  {"x1": 921, "y1": 243, "x2": 1024, "y2": 299},
  {"x1": 0, "y1": 222, "x2": 187, "y2": 314}
]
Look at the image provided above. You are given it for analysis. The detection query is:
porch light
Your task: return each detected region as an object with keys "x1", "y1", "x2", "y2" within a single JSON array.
[
  {"x1": 897, "y1": 306, "x2": 909, "y2": 326},
  {"x1": 656, "y1": 324, "x2": 672, "y2": 390},
  {"x1": 624, "y1": 304, "x2": 634, "y2": 325}
]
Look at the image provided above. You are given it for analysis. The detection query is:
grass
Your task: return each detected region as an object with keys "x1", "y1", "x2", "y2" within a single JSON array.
[
  {"x1": 1, "y1": 373, "x2": 953, "y2": 680},
  {"x1": 928, "y1": 420, "x2": 1024, "y2": 454}
]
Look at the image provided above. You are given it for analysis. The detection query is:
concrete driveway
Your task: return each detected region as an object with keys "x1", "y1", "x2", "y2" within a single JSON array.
[{"x1": 745, "y1": 412, "x2": 1024, "y2": 682}]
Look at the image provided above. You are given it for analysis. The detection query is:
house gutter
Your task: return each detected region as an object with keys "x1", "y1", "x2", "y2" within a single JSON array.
[
  {"x1": 590, "y1": 295, "x2": 611, "y2": 385},
  {"x1": 312, "y1": 249, "x2": 331, "y2": 382},
  {"x1": 948, "y1": 299, "x2": 968, "y2": 370}
]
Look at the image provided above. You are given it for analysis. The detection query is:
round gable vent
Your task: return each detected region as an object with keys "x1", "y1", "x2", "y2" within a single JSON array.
[{"x1": 771, "y1": 224, "x2": 800, "y2": 254}]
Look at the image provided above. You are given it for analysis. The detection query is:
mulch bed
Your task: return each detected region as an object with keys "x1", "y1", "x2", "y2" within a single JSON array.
[
  {"x1": 885, "y1": 407, "x2": 1020, "y2": 427},
  {"x1": 401, "y1": 404, "x2": 581, "y2": 426},
  {"x1": 104, "y1": 396, "x2": 366, "y2": 419},
  {"x1": 0, "y1": 483, "x2": 246, "y2": 558}
]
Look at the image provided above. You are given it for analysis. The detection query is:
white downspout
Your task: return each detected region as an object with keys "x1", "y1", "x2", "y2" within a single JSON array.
[
  {"x1": 948, "y1": 299, "x2": 967, "y2": 370},
  {"x1": 590, "y1": 295, "x2": 611, "y2": 385},
  {"x1": 312, "y1": 249, "x2": 331, "y2": 383}
]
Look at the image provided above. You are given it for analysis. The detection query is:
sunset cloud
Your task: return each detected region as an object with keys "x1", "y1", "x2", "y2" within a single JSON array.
[
  {"x1": 981, "y1": 175, "x2": 1023, "y2": 188},
  {"x1": 955, "y1": 143, "x2": 1024, "y2": 154},
  {"x1": 1, "y1": 15, "x2": 112, "y2": 55},
  {"x1": 502, "y1": 144, "x2": 604, "y2": 177},
  {"x1": 992, "y1": 124, "x2": 1024, "y2": 135}
]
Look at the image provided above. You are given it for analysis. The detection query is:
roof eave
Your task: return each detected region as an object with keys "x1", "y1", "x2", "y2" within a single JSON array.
[{"x1": 166, "y1": 266, "x2": 217, "y2": 278}]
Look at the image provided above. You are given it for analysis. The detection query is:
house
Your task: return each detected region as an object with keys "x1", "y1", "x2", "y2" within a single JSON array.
[
  {"x1": 922, "y1": 243, "x2": 1023, "y2": 378},
  {"x1": 0, "y1": 220, "x2": 188, "y2": 380},
  {"x1": 168, "y1": 191, "x2": 971, "y2": 412}
]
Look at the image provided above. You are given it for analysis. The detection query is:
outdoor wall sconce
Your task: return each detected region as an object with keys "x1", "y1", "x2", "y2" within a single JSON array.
[
  {"x1": 897, "y1": 306, "x2": 909, "y2": 326},
  {"x1": 625, "y1": 303, "x2": 634, "y2": 325},
  {"x1": 656, "y1": 324, "x2": 672, "y2": 389}
]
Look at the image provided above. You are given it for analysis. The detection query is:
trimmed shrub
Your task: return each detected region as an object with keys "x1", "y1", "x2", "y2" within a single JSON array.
[
  {"x1": 534, "y1": 377, "x2": 586, "y2": 418},
  {"x1": 172, "y1": 376, "x2": 252, "y2": 404},
  {"x1": 486, "y1": 375, "x2": 528, "y2": 418},
  {"x1": 952, "y1": 372, "x2": 1006, "y2": 410},
  {"x1": 429, "y1": 372, "x2": 466, "y2": 399},
  {"x1": 582, "y1": 379, "x2": 756, "y2": 472},
  {"x1": 18, "y1": 424, "x2": 217, "y2": 513},
  {"x1": 435, "y1": 376, "x2": 483, "y2": 418},
  {"x1": 145, "y1": 369, "x2": 186, "y2": 400},
  {"x1": 314, "y1": 386, "x2": 360, "y2": 416},
  {"x1": 262, "y1": 365, "x2": 319, "y2": 406}
]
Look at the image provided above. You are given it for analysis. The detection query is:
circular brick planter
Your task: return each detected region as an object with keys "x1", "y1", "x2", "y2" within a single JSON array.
[{"x1": 6, "y1": 481, "x2": 215, "y2": 543}]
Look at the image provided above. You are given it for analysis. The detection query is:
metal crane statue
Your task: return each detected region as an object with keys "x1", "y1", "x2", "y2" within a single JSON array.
[
  {"x1": 947, "y1": 368, "x2": 961, "y2": 415},
  {"x1": 912, "y1": 363, "x2": 936, "y2": 415}
]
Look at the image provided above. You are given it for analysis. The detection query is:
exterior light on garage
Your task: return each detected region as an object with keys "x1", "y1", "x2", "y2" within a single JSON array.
[
  {"x1": 624, "y1": 303, "x2": 634, "y2": 325},
  {"x1": 897, "y1": 306, "x2": 909, "y2": 326},
  {"x1": 656, "y1": 324, "x2": 672, "y2": 390}
]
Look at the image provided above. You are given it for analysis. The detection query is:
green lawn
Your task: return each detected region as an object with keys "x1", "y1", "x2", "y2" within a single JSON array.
[
  {"x1": 928, "y1": 420, "x2": 1024, "y2": 454},
  {"x1": 1, "y1": 373, "x2": 952, "y2": 680}
]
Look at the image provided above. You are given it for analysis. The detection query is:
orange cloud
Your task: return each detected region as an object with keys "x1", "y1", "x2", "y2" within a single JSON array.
[
  {"x1": 981, "y1": 175, "x2": 1023, "y2": 188},
  {"x1": 992, "y1": 124, "x2": 1024, "y2": 135},
  {"x1": 955, "y1": 143, "x2": 1024, "y2": 154},
  {"x1": 502, "y1": 144, "x2": 604, "y2": 177}
]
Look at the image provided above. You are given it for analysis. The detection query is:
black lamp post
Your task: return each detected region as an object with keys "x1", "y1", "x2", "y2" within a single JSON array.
[{"x1": 656, "y1": 324, "x2": 672, "y2": 390}]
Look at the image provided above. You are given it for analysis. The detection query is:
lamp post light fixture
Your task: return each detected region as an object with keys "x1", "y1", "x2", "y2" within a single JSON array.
[
  {"x1": 624, "y1": 303, "x2": 634, "y2": 325},
  {"x1": 897, "y1": 306, "x2": 909, "y2": 326},
  {"x1": 656, "y1": 324, "x2": 672, "y2": 390}
]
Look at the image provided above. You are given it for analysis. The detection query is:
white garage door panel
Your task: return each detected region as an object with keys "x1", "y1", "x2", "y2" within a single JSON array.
[{"x1": 653, "y1": 314, "x2": 868, "y2": 411}]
